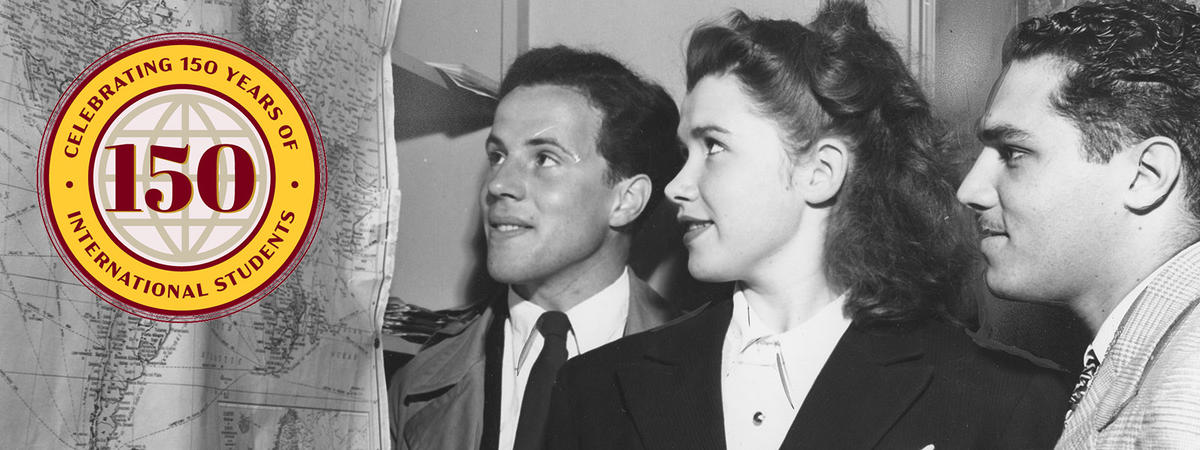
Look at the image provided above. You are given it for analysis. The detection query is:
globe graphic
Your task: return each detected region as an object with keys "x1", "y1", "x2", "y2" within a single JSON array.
[{"x1": 93, "y1": 89, "x2": 272, "y2": 268}]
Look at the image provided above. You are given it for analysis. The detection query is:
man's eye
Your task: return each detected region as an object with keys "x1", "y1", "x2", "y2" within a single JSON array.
[
  {"x1": 704, "y1": 138, "x2": 727, "y2": 156},
  {"x1": 486, "y1": 150, "x2": 505, "y2": 166},
  {"x1": 998, "y1": 146, "x2": 1027, "y2": 165},
  {"x1": 536, "y1": 152, "x2": 560, "y2": 167}
]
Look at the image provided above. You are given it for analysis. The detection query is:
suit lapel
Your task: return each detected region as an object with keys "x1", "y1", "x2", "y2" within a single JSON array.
[
  {"x1": 780, "y1": 322, "x2": 933, "y2": 449},
  {"x1": 1059, "y1": 243, "x2": 1200, "y2": 446},
  {"x1": 616, "y1": 300, "x2": 731, "y2": 450},
  {"x1": 479, "y1": 301, "x2": 506, "y2": 450},
  {"x1": 403, "y1": 306, "x2": 494, "y2": 400},
  {"x1": 401, "y1": 295, "x2": 503, "y2": 450}
]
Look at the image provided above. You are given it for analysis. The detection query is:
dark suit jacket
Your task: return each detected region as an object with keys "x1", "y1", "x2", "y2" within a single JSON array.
[
  {"x1": 548, "y1": 299, "x2": 1072, "y2": 450},
  {"x1": 389, "y1": 275, "x2": 679, "y2": 450}
]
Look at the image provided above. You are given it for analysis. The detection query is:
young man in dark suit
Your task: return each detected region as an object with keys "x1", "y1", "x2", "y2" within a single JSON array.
[{"x1": 388, "y1": 46, "x2": 683, "y2": 450}]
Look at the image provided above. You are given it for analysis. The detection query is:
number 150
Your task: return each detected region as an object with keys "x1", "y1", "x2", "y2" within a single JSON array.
[{"x1": 105, "y1": 144, "x2": 256, "y2": 213}]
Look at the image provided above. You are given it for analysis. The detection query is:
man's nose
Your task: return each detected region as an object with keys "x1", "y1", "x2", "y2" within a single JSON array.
[
  {"x1": 956, "y1": 149, "x2": 1000, "y2": 212},
  {"x1": 485, "y1": 158, "x2": 527, "y2": 203}
]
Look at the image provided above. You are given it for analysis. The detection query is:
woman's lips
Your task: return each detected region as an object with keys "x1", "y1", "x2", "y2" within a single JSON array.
[{"x1": 679, "y1": 218, "x2": 713, "y2": 243}]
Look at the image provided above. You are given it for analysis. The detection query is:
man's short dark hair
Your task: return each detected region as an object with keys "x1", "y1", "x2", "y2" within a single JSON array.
[
  {"x1": 1004, "y1": 0, "x2": 1200, "y2": 216},
  {"x1": 498, "y1": 46, "x2": 682, "y2": 228}
]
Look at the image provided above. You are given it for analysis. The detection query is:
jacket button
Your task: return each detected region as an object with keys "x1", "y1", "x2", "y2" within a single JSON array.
[{"x1": 752, "y1": 411, "x2": 765, "y2": 425}]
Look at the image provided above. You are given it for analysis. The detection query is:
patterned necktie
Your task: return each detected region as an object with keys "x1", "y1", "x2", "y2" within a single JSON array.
[
  {"x1": 513, "y1": 311, "x2": 572, "y2": 450},
  {"x1": 1065, "y1": 348, "x2": 1100, "y2": 422}
]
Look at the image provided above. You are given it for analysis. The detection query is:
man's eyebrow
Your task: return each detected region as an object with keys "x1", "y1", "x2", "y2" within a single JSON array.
[
  {"x1": 527, "y1": 136, "x2": 581, "y2": 161},
  {"x1": 975, "y1": 121, "x2": 1031, "y2": 144},
  {"x1": 527, "y1": 136, "x2": 563, "y2": 147},
  {"x1": 485, "y1": 134, "x2": 504, "y2": 148},
  {"x1": 689, "y1": 124, "x2": 730, "y2": 139}
]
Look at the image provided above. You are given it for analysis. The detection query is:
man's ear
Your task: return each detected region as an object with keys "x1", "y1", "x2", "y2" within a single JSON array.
[
  {"x1": 799, "y1": 137, "x2": 850, "y2": 205},
  {"x1": 1125, "y1": 137, "x2": 1182, "y2": 213},
  {"x1": 610, "y1": 174, "x2": 652, "y2": 228}
]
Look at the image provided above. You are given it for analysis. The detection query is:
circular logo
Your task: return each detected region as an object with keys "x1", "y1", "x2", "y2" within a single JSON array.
[{"x1": 38, "y1": 33, "x2": 325, "y2": 322}]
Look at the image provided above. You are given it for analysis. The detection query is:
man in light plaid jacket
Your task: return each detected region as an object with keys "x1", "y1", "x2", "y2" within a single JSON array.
[{"x1": 957, "y1": 0, "x2": 1200, "y2": 448}]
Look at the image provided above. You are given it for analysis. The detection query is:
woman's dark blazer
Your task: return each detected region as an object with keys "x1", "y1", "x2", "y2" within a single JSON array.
[{"x1": 547, "y1": 299, "x2": 1072, "y2": 450}]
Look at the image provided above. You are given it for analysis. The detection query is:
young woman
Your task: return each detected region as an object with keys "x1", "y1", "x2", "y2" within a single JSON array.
[{"x1": 547, "y1": 2, "x2": 1071, "y2": 449}]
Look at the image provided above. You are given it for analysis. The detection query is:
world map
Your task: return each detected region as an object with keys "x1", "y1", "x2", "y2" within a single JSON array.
[{"x1": 0, "y1": 0, "x2": 401, "y2": 448}]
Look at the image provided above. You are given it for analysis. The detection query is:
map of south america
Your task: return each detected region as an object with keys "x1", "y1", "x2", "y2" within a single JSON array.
[{"x1": 0, "y1": 0, "x2": 402, "y2": 448}]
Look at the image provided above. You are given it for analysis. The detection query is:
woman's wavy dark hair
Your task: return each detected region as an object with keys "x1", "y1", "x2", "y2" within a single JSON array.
[{"x1": 686, "y1": 0, "x2": 974, "y2": 325}]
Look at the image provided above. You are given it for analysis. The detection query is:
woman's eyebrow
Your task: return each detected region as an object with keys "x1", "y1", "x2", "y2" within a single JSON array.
[{"x1": 689, "y1": 124, "x2": 730, "y2": 139}]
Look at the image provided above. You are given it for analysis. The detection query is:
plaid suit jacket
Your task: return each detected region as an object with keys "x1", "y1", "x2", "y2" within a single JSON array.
[{"x1": 1057, "y1": 242, "x2": 1200, "y2": 449}]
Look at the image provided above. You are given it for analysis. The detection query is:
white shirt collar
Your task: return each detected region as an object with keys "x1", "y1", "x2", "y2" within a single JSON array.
[
  {"x1": 726, "y1": 286, "x2": 851, "y2": 407},
  {"x1": 721, "y1": 286, "x2": 851, "y2": 450},
  {"x1": 497, "y1": 269, "x2": 633, "y2": 450},
  {"x1": 1086, "y1": 240, "x2": 1200, "y2": 365},
  {"x1": 1086, "y1": 281, "x2": 1142, "y2": 366},
  {"x1": 506, "y1": 268, "x2": 631, "y2": 371},
  {"x1": 728, "y1": 287, "x2": 850, "y2": 351}
]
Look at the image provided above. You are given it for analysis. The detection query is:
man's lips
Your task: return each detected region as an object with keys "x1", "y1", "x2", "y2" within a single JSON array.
[
  {"x1": 977, "y1": 219, "x2": 1007, "y2": 238},
  {"x1": 487, "y1": 213, "x2": 533, "y2": 237},
  {"x1": 491, "y1": 223, "x2": 531, "y2": 232}
]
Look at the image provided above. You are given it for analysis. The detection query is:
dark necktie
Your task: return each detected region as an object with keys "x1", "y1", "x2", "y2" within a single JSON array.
[
  {"x1": 1064, "y1": 348, "x2": 1100, "y2": 423},
  {"x1": 513, "y1": 311, "x2": 572, "y2": 450}
]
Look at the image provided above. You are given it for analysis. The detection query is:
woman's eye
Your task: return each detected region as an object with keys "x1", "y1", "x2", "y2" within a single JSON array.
[{"x1": 704, "y1": 138, "x2": 727, "y2": 156}]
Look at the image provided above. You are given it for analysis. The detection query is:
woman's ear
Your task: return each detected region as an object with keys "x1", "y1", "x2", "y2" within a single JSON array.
[{"x1": 798, "y1": 137, "x2": 850, "y2": 205}]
